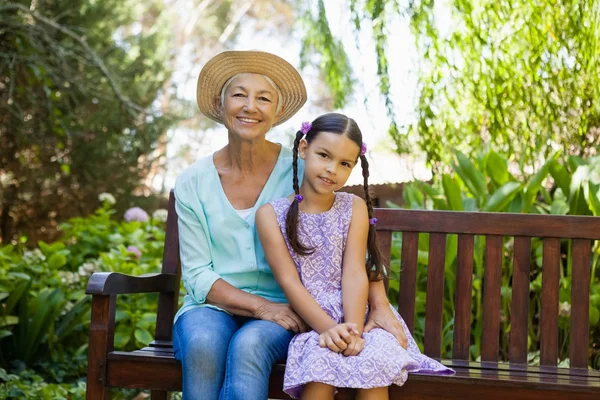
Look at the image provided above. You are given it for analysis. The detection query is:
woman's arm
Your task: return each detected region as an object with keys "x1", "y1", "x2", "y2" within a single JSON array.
[
  {"x1": 341, "y1": 196, "x2": 370, "y2": 334},
  {"x1": 256, "y1": 204, "x2": 337, "y2": 334}
]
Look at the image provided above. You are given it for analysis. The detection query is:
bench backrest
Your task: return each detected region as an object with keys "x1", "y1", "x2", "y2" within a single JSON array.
[
  {"x1": 158, "y1": 191, "x2": 599, "y2": 368},
  {"x1": 374, "y1": 208, "x2": 599, "y2": 368}
]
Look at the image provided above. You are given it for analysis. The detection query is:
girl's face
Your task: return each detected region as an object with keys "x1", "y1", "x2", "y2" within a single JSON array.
[
  {"x1": 299, "y1": 131, "x2": 361, "y2": 195},
  {"x1": 220, "y1": 73, "x2": 281, "y2": 141}
]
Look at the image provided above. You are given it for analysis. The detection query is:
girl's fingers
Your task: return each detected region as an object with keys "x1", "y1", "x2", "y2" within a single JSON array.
[
  {"x1": 319, "y1": 335, "x2": 326, "y2": 348},
  {"x1": 325, "y1": 335, "x2": 342, "y2": 353}
]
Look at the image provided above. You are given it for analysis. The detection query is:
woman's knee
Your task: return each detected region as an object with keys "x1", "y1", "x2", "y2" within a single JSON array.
[
  {"x1": 229, "y1": 320, "x2": 293, "y2": 364},
  {"x1": 173, "y1": 308, "x2": 237, "y2": 367}
]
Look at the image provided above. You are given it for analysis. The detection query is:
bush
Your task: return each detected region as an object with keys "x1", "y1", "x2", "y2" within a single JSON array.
[{"x1": 0, "y1": 194, "x2": 169, "y2": 394}]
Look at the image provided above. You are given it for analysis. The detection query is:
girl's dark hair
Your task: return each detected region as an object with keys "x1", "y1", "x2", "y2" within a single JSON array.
[{"x1": 285, "y1": 112, "x2": 385, "y2": 281}]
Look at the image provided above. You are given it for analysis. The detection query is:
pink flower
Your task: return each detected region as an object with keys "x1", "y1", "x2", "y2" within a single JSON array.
[
  {"x1": 124, "y1": 207, "x2": 149, "y2": 222},
  {"x1": 126, "y1": 245, "x2": 142, "y2": 259}
]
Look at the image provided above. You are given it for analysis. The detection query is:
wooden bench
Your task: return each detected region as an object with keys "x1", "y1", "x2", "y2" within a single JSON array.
[{"x1": 85, "y1": 191, "x2": 600, "y2": 399}]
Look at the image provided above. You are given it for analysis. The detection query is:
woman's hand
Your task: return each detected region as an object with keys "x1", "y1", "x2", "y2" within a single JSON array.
[
  {"x1": 364, "y1": 305, "x2": 408, "y2": 349},
  {"x1": 318, "y1": 323, "x2": 360, "y2": 353},
  {"x1": 254, "y1": 301, "x2": 307, "y2": 333}
]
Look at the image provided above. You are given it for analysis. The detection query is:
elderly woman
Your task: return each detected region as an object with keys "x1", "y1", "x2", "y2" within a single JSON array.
[{"x1": 173, "y1": 50, "x2": 406, "y2": 400}]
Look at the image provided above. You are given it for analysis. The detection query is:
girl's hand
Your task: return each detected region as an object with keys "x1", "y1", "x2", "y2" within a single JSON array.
[
  {"x1": 364, "y1": 305, "x2": 408, "y2": 349},
  {"x1": 254, "y1": 301, "x2": 308, "y2": 333},
  {"x1": 342, "y1": 333, "x2": 365, "y2": 357},
  {"x1": 318, "y1": 323, "x2": 360, "y2": 353}
]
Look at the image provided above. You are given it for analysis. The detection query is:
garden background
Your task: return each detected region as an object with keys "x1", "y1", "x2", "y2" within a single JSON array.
[{"x1": 1, "y1": 0, "x2": 599, "y2": 398}]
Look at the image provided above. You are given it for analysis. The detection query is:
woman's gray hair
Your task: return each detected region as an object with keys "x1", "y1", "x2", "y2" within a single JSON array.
[{"x1": 220, "y1": 73, "x2": 283, "y2": 114}]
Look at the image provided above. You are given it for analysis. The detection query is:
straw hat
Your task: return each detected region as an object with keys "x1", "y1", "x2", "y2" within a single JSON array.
[{"x1": 196, "y1": 50, "x2": 307, "y2": 127}]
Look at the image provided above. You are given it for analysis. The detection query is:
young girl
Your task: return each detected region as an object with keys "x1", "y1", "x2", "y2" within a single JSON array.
[{"x1": 256, "y1": 113, "x2": 453, "y2": 399}]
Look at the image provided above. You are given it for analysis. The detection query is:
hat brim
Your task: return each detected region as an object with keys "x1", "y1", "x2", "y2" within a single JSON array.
[{"x1": 197, "y1": 51, "x2": 307, "y2": 127}]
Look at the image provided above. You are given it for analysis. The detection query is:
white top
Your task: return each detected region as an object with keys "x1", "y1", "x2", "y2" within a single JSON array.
[{"x1": 235, "y1": 207, "x2": 253, "y2": 220}]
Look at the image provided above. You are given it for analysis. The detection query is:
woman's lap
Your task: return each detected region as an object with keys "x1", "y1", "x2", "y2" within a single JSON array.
[{"x1": 172, "y1": 306, "x2": 294, "y2": 400}]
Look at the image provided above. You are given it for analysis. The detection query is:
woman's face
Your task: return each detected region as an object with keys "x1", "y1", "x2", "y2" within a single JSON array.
[{"x1": 220, "y1": 73, "x2": 281, "y2": 141}]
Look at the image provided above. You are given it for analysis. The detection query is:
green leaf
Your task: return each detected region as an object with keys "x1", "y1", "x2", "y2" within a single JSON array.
[
  {"x1": 114, "y1": 327, "x2": 132, "y2": 348},
  {"x1": 586, "y1": 182, "x2": 600, "y2": 216},
  {"x1": 454, "y1": 151, "x2": 487, "y2": 202},
  {"x1": 134, "y1": 328, "x2": 153, "y2": 346},
  {"x1": 442, "y1": 174, "x2": 464, "y2": 210},
  {"x1": 483, "y1": 181, "x2": 523, "y2": 212},
  {"x1": 415, "y1": 181, "x2": 448, "y2": 210},
  {"x1": 0, "y1": 329, "x2": 12, "y2": 340},
  {"x1": 0, "y1": 316, "x2": 19, "y2": 327},
  {"x1": 523, "y1": 161, "x2": 551, "y2": 212},
  {"x1": 548, "y1": 160, "x2": 571, "y2": 197},
  {"x1": 47, "y1": 253, "x2": 67, "y2": 269},
  {"x1": 485, "y1": 151, "x2": 509, "y2": 185},
  {"x1": 590, "y1": 306, "x2": 600, "y2": 326}
]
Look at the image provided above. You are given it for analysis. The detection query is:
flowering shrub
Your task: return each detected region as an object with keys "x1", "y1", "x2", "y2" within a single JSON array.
[{"x1": 0, "y1": 194, "x2": 170, "y2": 398}]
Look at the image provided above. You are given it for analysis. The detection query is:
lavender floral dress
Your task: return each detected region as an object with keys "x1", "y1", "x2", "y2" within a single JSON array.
[{"x1": 269, "y1": 192, "x2": 453, "y2": 398}]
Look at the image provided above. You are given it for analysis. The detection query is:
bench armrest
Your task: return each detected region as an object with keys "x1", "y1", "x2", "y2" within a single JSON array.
[{"x1": 86, "y1": 272, "x2": 179, "y2": 295}]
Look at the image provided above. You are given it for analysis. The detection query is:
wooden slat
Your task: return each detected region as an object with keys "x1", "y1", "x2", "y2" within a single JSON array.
[
  {"x1": 424, "y1": 233, "x2": 447, "y2": 358},
  {"x1": 155, "y1": 191, "x2": 182, "y2": 342},
  {"x1": 509, "y1": 236, "x2": 531, "y2": 364},
  {"x1": 569, "y1": 239, "x2": 592, "y2": 368},
  {"x1": 453, "y1": 234, "x2": 475, "y2": 360},
  {"x1": 86, "y1": 295, "x2": 115, "y2": 400},
  {"x1": 481, "y1": 235, "x2": 503, "y2": 362},
  {"x1": 377, "y1": 230, "x2": 392, "y2": 293},
  {"x1": 540, "y1": 238, "x2": 561, "y2": 366},
  {"x1": 398, "y1": 232, "x2": 419, "y2": 332},
  {"x1": 375, "y1": 209, "x2": 600, "y2": 240}
]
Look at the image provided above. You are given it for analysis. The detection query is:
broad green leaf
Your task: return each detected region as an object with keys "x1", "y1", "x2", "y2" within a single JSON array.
[
  {"x1": 485, "y1": 151, "x2": 509, "y2": 185},
  {"x1": 586, "y1": 182, "x2": 600, "y2": 216},
  {"x1": 548, "y1": 160, "x2": 570, "y2": 195},
  {"x1": 114, "y1": 327, "x2": 132, "y2": 348},
  {"x1": 550, "y1": 198, "x2": 569, "y2": 215},
  {"x1": 442, "y1": 174, "x2": 463, "y2": 211},
  {"x1": 415, "y1": 181, "x2": 448, "y2": 210},
  {"x1": 4, "y1": 277, "x2": 30, "y2": 315},
  {"x1": 47, "y1": 253, "x2": 67, "y2": 269},
  {"x1": 523, "y1": 161, "x2": 551, "y2": 212},
  {"x1": 0, "y1": 315, "x2": 19, "y2": 327},
  {"x1": 483, "y1": 182, "x2": 522, "y2": 212},
  {"x1": 134, "y1": 328, "x2": 153, "y2": 346},
  {"x1": 454, "y1": 151, "x2": 487, "y2": 201}
]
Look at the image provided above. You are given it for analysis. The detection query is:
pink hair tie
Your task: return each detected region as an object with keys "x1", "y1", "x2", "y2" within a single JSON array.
[
  {"x1": 294, "y1": 194, "x2": 304, "y2": 203},
  {"x1": 301, "y1": 121, "x2": 312, "y2": 134},
  {"x1": 360, "y1": 142, "x2": 367, "y2": 156},
  {"x1": 369, "y1": 217, "x2": 378, "y2": 225}
]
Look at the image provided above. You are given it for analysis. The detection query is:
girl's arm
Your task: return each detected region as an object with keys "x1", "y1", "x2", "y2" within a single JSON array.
[
  {"x1": 341, "y1": 196, "x2": 370, "y2": 334},
  {"x1": 256, "y1": 204, "x2": 337, "y2": 334}
]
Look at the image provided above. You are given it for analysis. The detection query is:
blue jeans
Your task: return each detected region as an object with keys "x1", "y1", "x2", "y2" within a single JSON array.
[{"x1": 172, "y1": 306, "x2": 294, "y2": 400}]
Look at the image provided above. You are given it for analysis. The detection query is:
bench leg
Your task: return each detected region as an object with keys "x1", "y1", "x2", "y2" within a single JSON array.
[
  {"x1": 86, "y1": 295, "x2": 116, "y2": 400},
  {"x1": 151, "y1": 391, "x2": 170, "y2": 400}
]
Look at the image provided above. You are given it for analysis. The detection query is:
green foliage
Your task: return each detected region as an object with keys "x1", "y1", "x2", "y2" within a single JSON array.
[
  {"x1": 0, "y1": 198, "x2": 168, "y2": 393},
  {"x1": 393, "y1": 151, "x2": 600, "y2": 368},
  {"x1": 299, "y1": 0, "x2": 355, "y2": 108},
  {"x1": 0, "y1": 1, "x2": 180, "y2": 243},
  {"x1": 404, "y1": 0, "x2": 600, "y2": 170}
]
